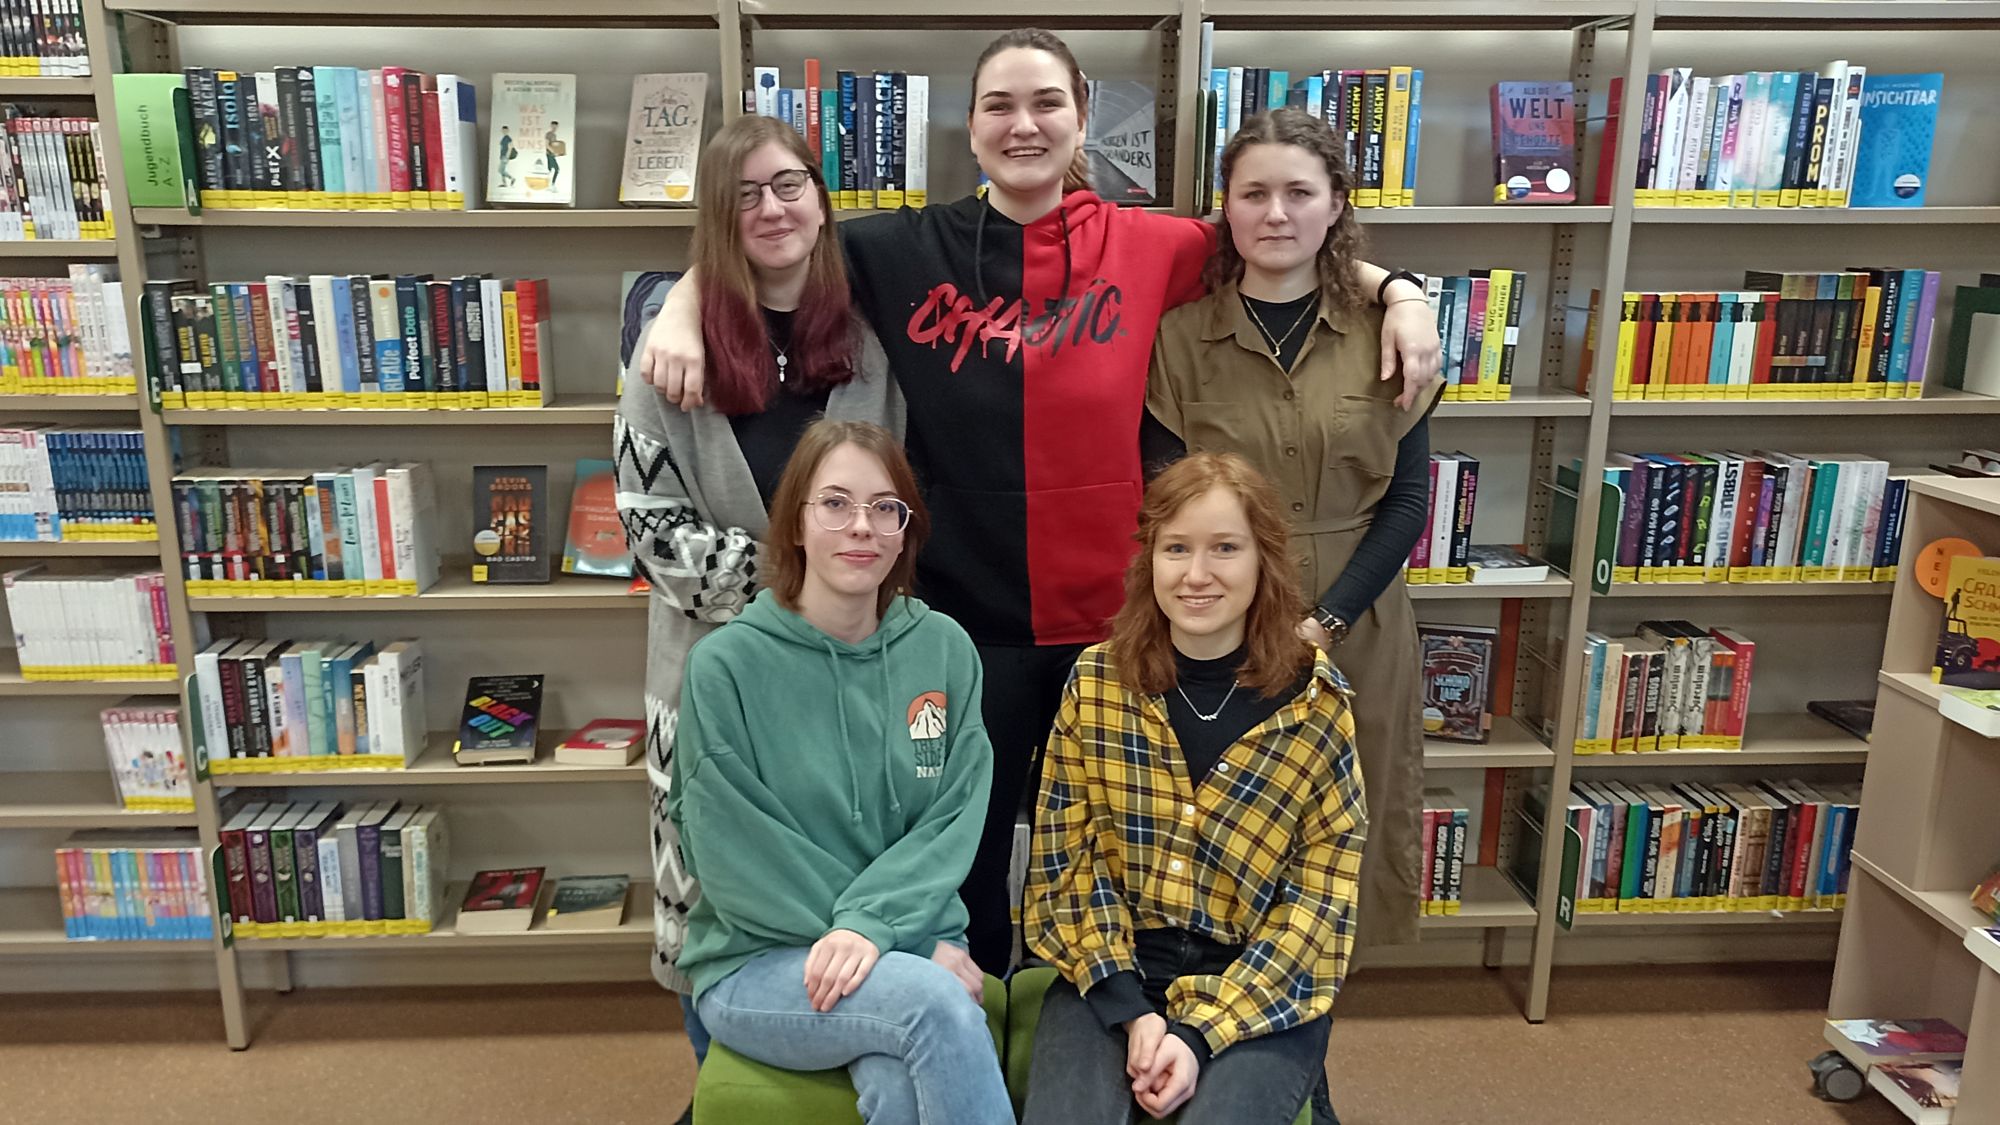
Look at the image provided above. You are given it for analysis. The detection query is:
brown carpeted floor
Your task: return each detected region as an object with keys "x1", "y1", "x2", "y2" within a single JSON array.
[{"x1": 1, "y1": 963, "x2": 1907, "y2": 1125}]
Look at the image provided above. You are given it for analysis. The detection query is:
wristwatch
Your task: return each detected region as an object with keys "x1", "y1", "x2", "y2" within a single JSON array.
[
  {"x1": 1376, "y1": 268, "x2": 1425, "y2": 305},
  {"x1": 1310, "y1": 607, "x2": 1351, "y2": 646}
]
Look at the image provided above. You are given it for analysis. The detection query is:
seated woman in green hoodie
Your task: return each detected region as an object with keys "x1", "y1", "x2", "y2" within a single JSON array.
[{"x1": 670, "y1": 419, "x2": 1011, "y2": 1125}]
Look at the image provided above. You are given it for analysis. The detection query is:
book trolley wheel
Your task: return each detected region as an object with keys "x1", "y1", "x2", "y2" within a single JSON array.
[{"x1": 1809, "y1": 1050, "x2": 1867, "y2": 1102}]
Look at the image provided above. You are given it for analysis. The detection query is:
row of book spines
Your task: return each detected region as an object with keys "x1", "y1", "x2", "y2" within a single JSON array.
[
  {"x1": 1619, "y1": 66, "x2": 1868, "y2": 208},
  {"x1": 161, "y1": 391, "x2": 548, "y2": 411},
  {"x1": 221, "y1": 799, "x2": 445, "y2": 935},
  {"x1": 55, "y1": 843, "x2": 211, "y2": 941},
  {"x1": 4, "y1": 565, "x2": 175, "y2": 671},
  {"x1": 171, "y1": 466, "x2": 437, "y2": 592},
  {"x1": 767, "y1": 68, "x2": 929, "y2": 211},
  {"x1": 0, "y1": 427, "x2": 154, "y2": 529},
  {"x1": 144, "y1": 277, "x2": 553, "y2": 406},
  {"x1": 181, "y1": 67, "x2": 476, "y2": 211},
  {"x1": 1210, "y1": 66, "x2": 1421, "y2": 208},
  {"x1": 1601, "y1": 455, "x2": 1907, "y2": 587},
  {"x1": 102, "y1": 703, "x2": 194, "y2": 810},
  {"x1": 1567, "y1": 779, "x2": 1856, "y2": 914},
  {"x1": 1405, "y1": 453, "x2": 1477, "y2": 584},
  {"x1": 192, "y1": 637, "x2": 422, "y2": 764},
  {"x1": 1575, "y1": 624, "x2": 1752, "y2": 756},
  {"x1": 0, "y1": 0, "x2": 89, "y2": 76},
  {"x1": 210, "y1": 755, "x2": 412, "y2": 774},
  {"x1": 1420, "y1": 804, "x2": 1467, "y2": 916},
  {"x1": 1427, "y1": 270, "x2": 1525, "y2": 401},
  {"x1": 0, "y1": 115, "x2": 114, "y2": 240},
  {"x1": 185, "y1": 577, "x2": 420, "y2": 596},
  {"x1": 0, "y1": 267, "x2": 133, "y2": 382}
]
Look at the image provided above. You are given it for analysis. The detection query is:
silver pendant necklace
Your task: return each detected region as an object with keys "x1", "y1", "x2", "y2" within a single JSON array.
[
  {"x1": 772, "y1": 342, "x2": 789, "y2": 384},
  {"x1": 1174, "y1": 680, "x2": 1239, "y2": 722}
]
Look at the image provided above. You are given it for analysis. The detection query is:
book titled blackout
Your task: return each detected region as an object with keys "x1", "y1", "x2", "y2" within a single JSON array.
[
  {"x1": 452, "y1": 674, "x2": 543, "y2": 765},
  {"x1": 471, "y1": 464, "x2": 550, "y2": 583}
]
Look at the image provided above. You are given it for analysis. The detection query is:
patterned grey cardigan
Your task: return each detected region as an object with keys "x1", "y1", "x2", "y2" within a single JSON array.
[{"x1": 613, "y1": 315, "x2": 903, "y2": 994}]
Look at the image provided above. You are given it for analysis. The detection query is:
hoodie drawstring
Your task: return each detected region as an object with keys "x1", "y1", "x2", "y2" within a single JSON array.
[
  {"x1": 822, "y1": 604, "x2": 904, "y2": 823},
  {"x1": 823, "y1": 635, "x2": 865, "y2": 824}
]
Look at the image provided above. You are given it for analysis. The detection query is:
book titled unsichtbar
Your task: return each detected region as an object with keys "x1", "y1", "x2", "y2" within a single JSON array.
[{"x1": 620, "y1": 73, "x2": 706, "y2": 205}]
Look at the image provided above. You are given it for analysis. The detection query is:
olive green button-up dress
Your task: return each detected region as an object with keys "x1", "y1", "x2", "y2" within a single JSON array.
[{"x1": 1147, "y1": 281, "x2": 1442, "y2": 948}]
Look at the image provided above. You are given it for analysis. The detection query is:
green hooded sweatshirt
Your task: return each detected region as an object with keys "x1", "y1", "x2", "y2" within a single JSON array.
[{"x1": 669, "y1": 590, "x2": 993, "y2": 997}]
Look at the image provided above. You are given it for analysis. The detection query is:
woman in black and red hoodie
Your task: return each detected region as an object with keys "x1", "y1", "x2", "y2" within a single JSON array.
[{"x1": 641, "y1": 29, "x2": 1442, "y2": 979}]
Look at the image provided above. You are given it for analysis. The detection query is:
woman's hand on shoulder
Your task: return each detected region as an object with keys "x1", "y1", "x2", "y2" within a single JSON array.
[
  {"x1": 640, "y1": 277, "x2": 708, "y2": 409},
  {"x1": 1378, "y1": 294, "x2": 1444, "y2": 410},
  {"x1": 803, "y1": 928, "x2": 881, "y2": 1011}
]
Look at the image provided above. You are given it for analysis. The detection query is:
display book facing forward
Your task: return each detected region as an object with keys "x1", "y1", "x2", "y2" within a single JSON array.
[
  {"x1": 454, "y1": 870, "x2": 630, "y2": 933},
  {"x1": 1490, "y1": 81, "x2": 1575, "y2": 203},
  {"x1": 1935, "y1": 553, "x2": 2000, "y2": 691},
  {"x1": 471, "y1": 465, "x2": 550, "y2": 584},
  {"x1": 221, "y1": 799, "x2": 449, "y2": 938},
  {"x1": 1579, "y1": 269, "x2": 1942, "y2": 401},
  {"x1": 1599, "y1": 65, "x2": 1940, "y2": 209},
  {"x1": 749, "y1": 62, "x2": 931, "y2": 210},
  {"x1": 453, "y1": 674, "x2": 543, "y2": 765},
  {"x1": 1576, "y1": 622, "x2": 1755, "y2": 755},
  {"x1": 55, "y1": 829, "x2": 212, "y2": 941},
  {"x1": 0, "y1": 110, "x2": 115, "y2": 240},
  {"x1": 488, "y1": 74, "x2": 574, "y2": 207},
  {"x1": 170, "y1": 463, "x2": 441, "y2": 596},
  {"x1": 1573, "y1": 451, "x2": 1909, "y2": 586},
  {"x1": 1206, "y1": 64, "x2": 1424, "y2": 209},
  {"x1": 140, "y1": 275, "x2": 556, "y2": 410},
  {"x1": 620, "y1": 73, "x2": 707, "y2": 205},
  {"x1": 100, "y1": 700, "x2": 192, "y2": 811},
  {"x1": 1, "y1": 567, "x2": 176, "y2": 680},
  {"x1": 0, "y1": 424, "x2": 156, "y2": 542},
  {"x1": 1418, "y1": 624, "x2": 1496, "y2": 744},
  {"x1": 0, "y1": 267, "x2": 135, "y2": 395},
  {"x1": 1527, "y1": 777, "x2": 1858, "y2": 915},
  {"x1": 190, "y1": 637, "x2": 426, "y2": 774},
  {"x1": 1422, "y1": 270, "x2": 1528, "y2": 402}
]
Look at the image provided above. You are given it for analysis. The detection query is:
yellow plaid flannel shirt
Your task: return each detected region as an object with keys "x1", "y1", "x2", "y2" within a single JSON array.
[{"x1": 1024, "y1": 642, "x2": 1366, "y2": 1057}]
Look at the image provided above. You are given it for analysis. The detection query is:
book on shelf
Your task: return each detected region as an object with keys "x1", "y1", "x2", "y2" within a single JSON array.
[
  {"x1": 0, "y1": 425, "x2": 156, "y2": 542},
  {"x1": 54, "y1": 829, "x2": 210, "y2": 942},
  {"x1": 170, "y1": 464, "x2": 441, "y2": 596},
  {"x1": 1082, "y1": 80, "x2": 1155, "y2": 205},
  {"x1": 1465, "y1": 545, "x2": 1551, "y2": 584},
  {"x1": 1941, "y1": 283, "x2": 2000, "y2": 400},
  {"x1": 544, "y1": 873, "x2": 630, "y2": 929},
  {"x1": 190, "y1": 636, "x2": 427, "y2": 773},
  {"x1": 1574, "y1": 622, "x2": 1752, "y2": 754},
  {"x1": 1824, "y1": 1019, "x2": 1968, "y2": 1067},
  {"x1": 1420, "y1": 790, "x2": 1473, "y2": 915},
  {"x1": 1405, "y1": 452, "x2": 1478, "y2": 584},
  {"x1": 1582, "y1": 269, "x2": 1943, "y2": 401},
  {"x1": 1490, "y1": 81, "x2": 1575, "y2": 204},
  {"x1": 553, "y1": 718, "x2": 644, "y2": 766},
  {"x1": 1607, "y1": 64, "x2": 1938, "y2": 210},
  {"x1": 1206, "y1": 65, "x2": 1422, "y2": 209},
  {"x1": 562, "y1": 459, "x2": 632, "y2": 579},
  {"x1": 749, "y1": 62, "x2": 930, "y2": 210},
  {"x1": 453, "y1": 674, "x2": 543, "y2": 766},
  {"x1": 1573, "y1": 451, "x2": 1909, "y2": 586},
  {"x1": 100, "y1": 701, "x2": 191, "y2": 811},
  {"x1": 1418, "y1": 624, "x2": 1496, "y2": 744},
  {"x1": 1, "y1": 567, "x2": 175, "y2": 680},
  {"x1": 1868, "y1": 1062, "x2": 1959, "y2": 1125},
  {"x1": 620, "y1": 73, "x2": 707, "y2": 205},
  {"x1": 0, "y1": 110, "x2": 115, "y2": 240},
  {"x1": 458, "y1": 866, "x2": 545, "y2": 932},
  {"x1": 1941, "y1": 688, "x2": 2000, "y2": 738},
  {"x1": 1, "y1": 2, "x2": 90, "y2": 77},
  {"x1": 471, "y1": 465, "x2": 550, "y2": 584},
  {"x1": 1420, "y1": 271, "x2": 1527, "y2": 401},
  {"x1": 142, "y1": 274, "x2": 556, "y2": 410},
  {"x1": 487, "y1": 73, "x2": 575, "y2": 207},
  {"x1": 618, "y1": 271, "x2": 681, "y2": 390},
  {"x1": 1543, "y1": 776, "x2": 1858, "y2": 915},
  {"x1": 112, "y1": 74, "x2": 202, "y2": 211},
  {"x1": 1936, "y1": 554, "x2": 2000, "y2": 689},
  {"x1": 1968, "y1": 927, "x2": 2000, "y2": 973},
  {"x1": 0, "y1": 267, "x2": 135, "y2": 395},
  {"x1": 222, "y1": 799, "x2": 450, "y2": 938},
  {"x1": 1805, "y1": 699, "x2": 1873, "y2": 741},
  {"x1": 171, "y1": 66, "x2": 479, "y2": 212}
]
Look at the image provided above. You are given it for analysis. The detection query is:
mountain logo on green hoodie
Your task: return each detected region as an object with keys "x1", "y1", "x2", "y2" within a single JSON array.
[{"x1": 906, "y1": 691, "x2": 949, "y2": 778}]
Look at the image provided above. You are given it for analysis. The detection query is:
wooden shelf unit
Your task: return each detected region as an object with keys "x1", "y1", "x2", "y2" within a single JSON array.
[{"x1": 0, "y1": 773, "x2": 200, "y2": 829}]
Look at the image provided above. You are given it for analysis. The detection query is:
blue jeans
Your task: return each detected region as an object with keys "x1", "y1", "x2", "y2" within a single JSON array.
[
  {"x1": 678, "y1": 992, "x2": 711, "y2": 1064},
  {"x1": 696, "y1": 947, "x2": 1013, "y2": 1125}
]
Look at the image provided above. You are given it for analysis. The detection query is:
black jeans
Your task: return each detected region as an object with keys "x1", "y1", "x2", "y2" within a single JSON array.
[
  {"x1": 960, "y1": 641, "x2": 1084, "y2": 976},
  {"x1": 1020, "y1": 973, "x2": 1330, "y2": 1125}
]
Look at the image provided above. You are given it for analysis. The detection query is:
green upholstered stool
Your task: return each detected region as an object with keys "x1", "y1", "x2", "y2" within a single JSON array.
[
  {"x1": 691, "y1": 974, "x2": 1008, "y2": 1124},
  {"x1": 1004, "y1": 967, "x2": 1313, "y2": 1125}
]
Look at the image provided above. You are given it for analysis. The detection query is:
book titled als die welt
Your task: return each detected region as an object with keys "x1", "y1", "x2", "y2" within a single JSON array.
[
  {"x1": 1491, "y1": 81, "x2": 1575, "y2": 203},
  {"x1": 471, "y1": 464, "x2": 550, "y2": 583},
  {"x1": 453, "y1": 674, "x2": 543, "y2": 765}
]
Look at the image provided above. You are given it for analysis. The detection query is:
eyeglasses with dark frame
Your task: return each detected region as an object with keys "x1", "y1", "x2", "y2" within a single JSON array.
[
  {"x1": 738, "y1": 168, "x2": 814, "y2": 211},
  {"x1": 805, "y1": 492, "x2": 911, "y2": 536}
]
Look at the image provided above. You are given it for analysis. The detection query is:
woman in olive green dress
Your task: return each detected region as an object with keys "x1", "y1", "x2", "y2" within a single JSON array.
[{"x1": 1147, "y1": 108, "x2": 1441, "y2": 953}]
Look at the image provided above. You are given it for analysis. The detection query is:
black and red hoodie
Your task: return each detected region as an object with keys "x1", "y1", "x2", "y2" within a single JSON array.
[{"x1": 840, "y1": 191, "x2": 1214, "y2": 648}]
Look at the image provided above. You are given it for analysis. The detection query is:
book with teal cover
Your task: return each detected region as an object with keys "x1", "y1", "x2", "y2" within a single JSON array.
[{"x1": 1849, "y1": 73, "x2": 1942, "y2": 207}]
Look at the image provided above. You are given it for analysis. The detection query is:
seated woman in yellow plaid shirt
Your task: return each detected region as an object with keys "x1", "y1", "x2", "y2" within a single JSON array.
[{"x1": 1021, "y1": 452, "x2": 1367, "y2": 1125}]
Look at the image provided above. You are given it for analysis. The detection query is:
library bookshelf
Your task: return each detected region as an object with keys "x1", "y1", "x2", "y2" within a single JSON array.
[{"x1": 1, "y1": 0, "x2": 1994, "y2": 1047}]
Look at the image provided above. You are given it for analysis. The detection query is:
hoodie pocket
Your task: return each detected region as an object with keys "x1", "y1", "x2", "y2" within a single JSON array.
[{"x1": 918, "y1": 480, "x2": 1141, "y2": 645}]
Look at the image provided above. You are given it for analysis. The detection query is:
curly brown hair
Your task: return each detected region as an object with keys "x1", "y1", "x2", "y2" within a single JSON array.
[{"x1": 1203, "y1": 107, "x2": 1368, "y2": 314}]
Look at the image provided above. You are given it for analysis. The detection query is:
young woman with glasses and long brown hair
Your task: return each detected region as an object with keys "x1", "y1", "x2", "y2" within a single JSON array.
[{"x1": 613, "y1": 113, "x2": 902, "y2": 1121}]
